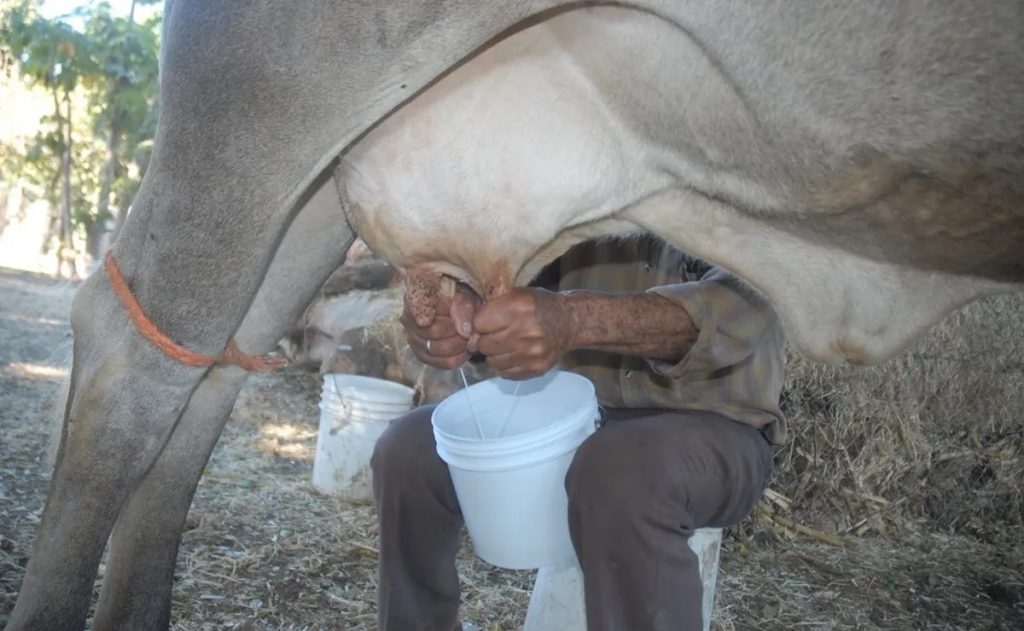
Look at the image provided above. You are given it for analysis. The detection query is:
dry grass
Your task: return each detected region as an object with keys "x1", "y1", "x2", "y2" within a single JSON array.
[
  {"x1": 768, "y1": 293, "x2": 1024, "y2": 539},
  {"x1": 715, "y1": 527, "x2": 1023, "y2": 631}
]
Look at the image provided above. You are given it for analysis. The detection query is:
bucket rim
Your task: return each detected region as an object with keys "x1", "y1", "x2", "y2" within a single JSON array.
[
  {"x1": 322, "y1": 373, "x2": 415, "y2": 399},
  {"x1": 431, "y1": 371, "x2": 596, "y2": 443},
  {"x1": 319, "y1": 407, "x2": 403, "y2": 422},
  {"x1": 438, "y1": 438, "x2": 585, "y2": 473},
  {"x1": 320, "y1": 398, "x2": 412, "y2": 411},
  {"x1": 322, "y1": 391, "x2": 415, "y2": 402},
  {"x1": 435, "y1": 419, "x2": 595, "y2": 471},
  {"x1": 432, "y1": 400, "x2": 597, "y2": 448}
]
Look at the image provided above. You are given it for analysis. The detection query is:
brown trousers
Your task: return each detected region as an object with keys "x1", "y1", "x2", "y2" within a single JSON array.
[{"x1": 371, "y1": 405, "x2": 773, "y2": 631}]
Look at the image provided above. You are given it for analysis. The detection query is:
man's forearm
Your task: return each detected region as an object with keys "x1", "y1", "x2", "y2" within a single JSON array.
[{"x1": 560, "y1": 290, "x2": 698, "y2": 362}]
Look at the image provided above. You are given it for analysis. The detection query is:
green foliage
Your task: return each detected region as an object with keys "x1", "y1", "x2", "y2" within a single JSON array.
[
  {"x1": 4, "y1": 4, "x2": 100, "y2": 92},
  {"x1": 0, "y1": 0, "x2": 161, "y2": 257}
]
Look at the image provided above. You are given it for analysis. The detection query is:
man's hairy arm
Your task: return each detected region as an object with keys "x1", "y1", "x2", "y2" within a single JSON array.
[{"x1": 561, "y1": 290, "x2": 698, "y2": 362}]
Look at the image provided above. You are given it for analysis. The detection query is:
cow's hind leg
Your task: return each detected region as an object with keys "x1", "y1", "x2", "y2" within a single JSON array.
[{"x1": 89, "y1": 174, "x2": 353, "y2": 630}]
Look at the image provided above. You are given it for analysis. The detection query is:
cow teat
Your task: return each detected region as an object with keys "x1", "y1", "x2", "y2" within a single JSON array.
[{"x1": 403, "y1": 262, "x2": 515, "y2": 329}]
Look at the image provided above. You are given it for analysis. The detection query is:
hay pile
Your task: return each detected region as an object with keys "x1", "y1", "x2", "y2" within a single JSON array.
[{"x1": 766, "y1": 293, "x2": 1024, "y2": 538}]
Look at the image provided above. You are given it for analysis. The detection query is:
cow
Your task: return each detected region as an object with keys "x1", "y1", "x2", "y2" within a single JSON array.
[{"x1": 5, "y1": 1, "x2": 1022, "y2": 629}]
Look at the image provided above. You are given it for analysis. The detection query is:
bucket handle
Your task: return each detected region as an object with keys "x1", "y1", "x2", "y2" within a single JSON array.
[
  {"x1": 333, "y1": 397, "x2": 354, "y2": 432},
  {"x1": 328, "y1": 374, "x2": 354, "y2": 431}
]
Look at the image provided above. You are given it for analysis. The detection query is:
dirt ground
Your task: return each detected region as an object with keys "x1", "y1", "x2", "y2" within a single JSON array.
[{"x1": 0, "y1": 266, "x2": 1021, "y2": 630}]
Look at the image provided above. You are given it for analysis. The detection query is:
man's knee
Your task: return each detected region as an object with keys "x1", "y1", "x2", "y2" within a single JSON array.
[
  {"x1": 567, "y1": 412, "x2": 773, "y2": 533},
  {"x1": 565, "y1": 424, "x2": 655, "y2": 522},
  {"x1": 370, "y1": 405, "x2": 438, "y2": 483}
]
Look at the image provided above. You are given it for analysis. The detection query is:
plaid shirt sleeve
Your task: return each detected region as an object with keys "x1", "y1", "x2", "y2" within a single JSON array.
[
  {"x1": 555, "y1": 238, "x2": 787, "y2": 443},
  {"x1": 646, "y1": 266, "x2": 783, "y2": 380}
]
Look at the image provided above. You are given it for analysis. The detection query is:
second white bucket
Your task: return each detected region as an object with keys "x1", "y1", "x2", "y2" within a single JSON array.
[
  {"x1": 312, "y1": 373, "x2": 415, "y2": 502},
  {"x1": 432, "y1": 370, "x2": 599, "y2": 570}
]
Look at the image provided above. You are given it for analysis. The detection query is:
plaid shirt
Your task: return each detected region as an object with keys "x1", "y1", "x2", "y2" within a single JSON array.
[{"x1": 549, "y1": 236, "x2": 787, "y2": 444}]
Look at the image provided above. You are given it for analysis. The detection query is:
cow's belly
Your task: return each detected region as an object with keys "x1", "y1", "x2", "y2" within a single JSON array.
[
  {"x1": 338, "y1": 3, "x2": 1023, "y2": 362},
  {"x1": 342, "y1": 3, "x2": 1024, "y2": 289}
]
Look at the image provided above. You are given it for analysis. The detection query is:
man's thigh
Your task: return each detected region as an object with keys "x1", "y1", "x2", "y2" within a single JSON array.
[{"x1": 567, "y1": 408, "x2": 774, "y2": 529}]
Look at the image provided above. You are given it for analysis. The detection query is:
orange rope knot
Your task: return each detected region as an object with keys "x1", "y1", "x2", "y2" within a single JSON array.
[{"x1": 104, "y1": 252, "x2": 287, "y2": 372}]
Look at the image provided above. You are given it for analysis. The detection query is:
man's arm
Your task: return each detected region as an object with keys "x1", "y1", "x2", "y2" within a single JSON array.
[
  {"x1": 643, "y1": 267, "x2": 782, "y2": 379},
  {"x1": 561, "y1": 290, "x2": 698, "y2": 362}
]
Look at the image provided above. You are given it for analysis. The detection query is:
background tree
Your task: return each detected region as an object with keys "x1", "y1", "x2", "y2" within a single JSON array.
[
  {"x1": 3, "y1": 1, "x2": 99, "y2": 276},
  {"x1": 0, "y1": 0, "x2": 160, "y2": 276},
  {"x1": 83, "y1": 0, "x2": 159, "y2": 257}
]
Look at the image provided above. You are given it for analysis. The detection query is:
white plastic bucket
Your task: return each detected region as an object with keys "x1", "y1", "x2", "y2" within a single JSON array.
[
  {"x1": 431, "y1": 371, "x2": 599, "y2": 570},
  {"x1": 312, "y1": 373, "x2": 415, "y2": 501},
  {"x1": 523, "y1": 528, "x2": 723, "y2": 631}
]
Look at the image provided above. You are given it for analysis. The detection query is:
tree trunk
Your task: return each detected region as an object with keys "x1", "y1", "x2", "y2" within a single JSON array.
[
  {"x1": 53, "y1": 87, "x2": 76, "y2": 278},
  {"x1": 88, "y1": 114, "x2": 122, "y2": 259},
  {"x1": 110, "y1": 197, "x2": 131, "y2": 246},
  {"x1": 100, "y1": 0, "x2": 138, "y2": 253}
]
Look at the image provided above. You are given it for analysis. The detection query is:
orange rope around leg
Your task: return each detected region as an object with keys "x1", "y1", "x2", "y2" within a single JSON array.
[{"x1": 104, "y1": 252, "x2": 287, "y2": 371}]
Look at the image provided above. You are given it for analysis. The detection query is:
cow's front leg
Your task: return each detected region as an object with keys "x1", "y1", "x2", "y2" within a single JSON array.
[
  {"x1": 5, "y1": 2, "x2": 572, "y2": 627},
  {"x1": 90, "y1": 175, "x2": 353, "y2": 630},
  {"x1": 5, "y1": 86, "x2": 345, "y2": 631}
]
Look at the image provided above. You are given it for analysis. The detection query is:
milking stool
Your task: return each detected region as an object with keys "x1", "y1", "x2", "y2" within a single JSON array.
[{"x1": 523, "y1": 527, "x2": 723, "y2": 631}]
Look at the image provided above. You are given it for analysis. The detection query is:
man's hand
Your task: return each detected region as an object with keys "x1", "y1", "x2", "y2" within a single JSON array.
[
  {"x1": 401, "y1": 283, "x2": 479, "y2": 370},
  {"x1": 472, "y1": 288, "x2": 579, "y2": 380}
]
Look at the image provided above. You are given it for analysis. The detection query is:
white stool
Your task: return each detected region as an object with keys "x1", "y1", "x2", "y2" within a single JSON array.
[{"x1": 523, "y1": 528, "x2": 723, "y2": 631}]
